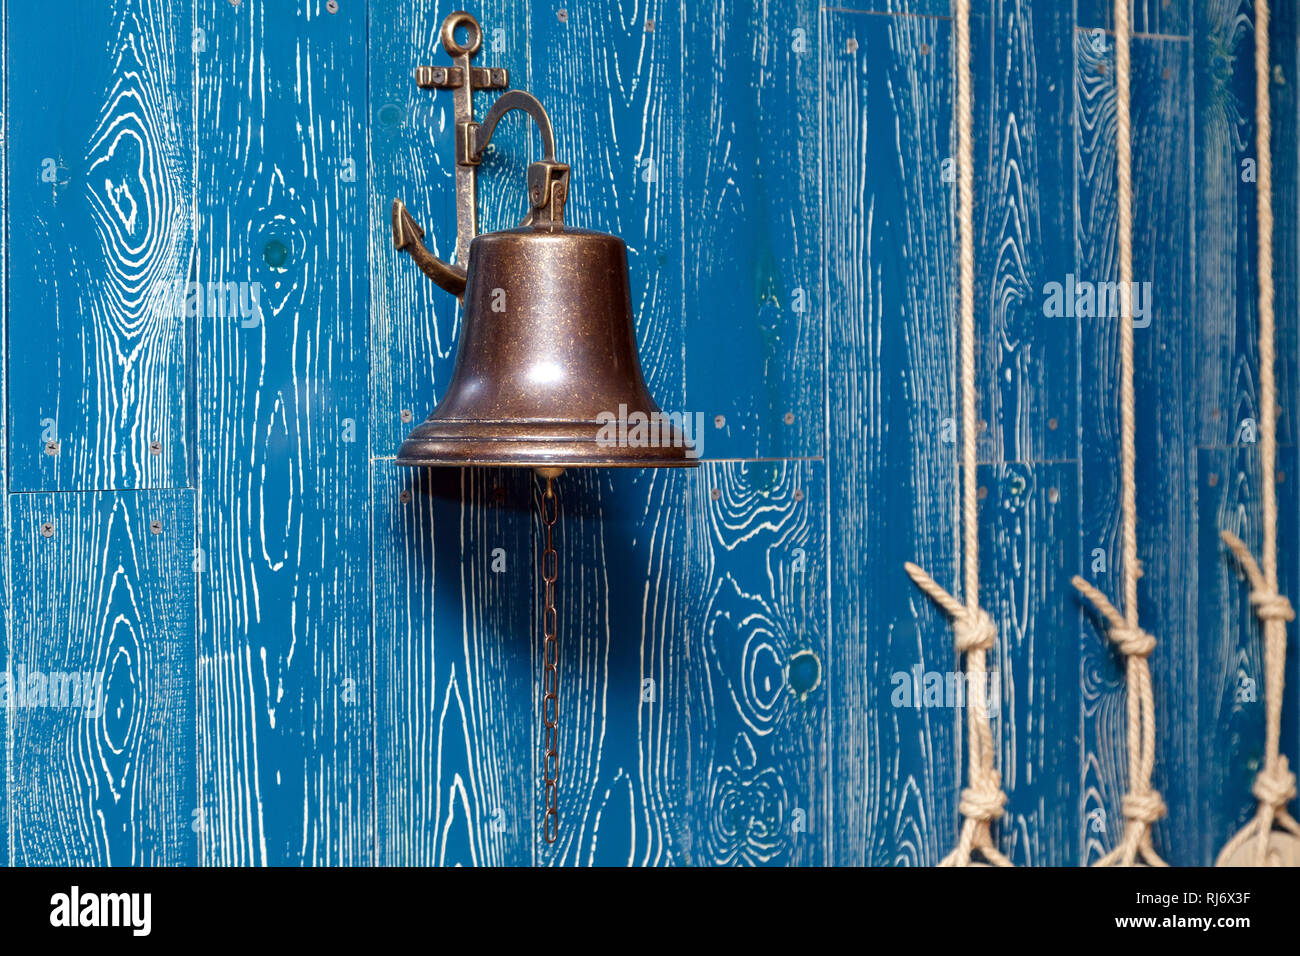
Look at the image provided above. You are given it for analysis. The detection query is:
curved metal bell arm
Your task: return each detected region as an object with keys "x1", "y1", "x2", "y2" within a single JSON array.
[
  {"x1": 469, "y1": 90, "x2": 570, "y2": 230},
  {"x1": 469, "y1": 90, "x2": 557, "y2": 164}
]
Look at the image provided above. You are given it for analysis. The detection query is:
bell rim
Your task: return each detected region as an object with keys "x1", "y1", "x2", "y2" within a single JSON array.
[
  {"x1": 394, "y1": 458, "x2": 701, "y2": 469},
  {"x1": 396, "y1": 432, "x2": 702, "y2": 470}
]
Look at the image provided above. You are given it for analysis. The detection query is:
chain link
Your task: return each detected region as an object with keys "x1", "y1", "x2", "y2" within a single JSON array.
[{"x1": 541, "y1": 477, "x2": 560, "y2": 844}]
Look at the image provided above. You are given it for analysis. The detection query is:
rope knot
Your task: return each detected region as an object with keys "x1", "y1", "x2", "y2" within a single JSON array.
[
  {"x1": 1252, "y1": 757, "x2": 1298, "y2": 810},
  {"x1": 1109, "y1": 625, "x2": 1156, "y2": 658},
  {"x1": 958, "y1": 773, "x2": 1008, "y2": 823},
  {"x1": 1121, "y1": 789, "x2": 1166, "y2": 825},
  {"x1": 1249, "y1": 590, "x2": 1295, "y2": 623},
  {"x1": 954, "y1": 609, "x2": 997, "y2": 653}
]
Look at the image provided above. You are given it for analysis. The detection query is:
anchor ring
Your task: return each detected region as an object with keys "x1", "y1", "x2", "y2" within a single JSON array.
[{"x1": 440, "y1": 11, "x2": 482, "y2": 58}]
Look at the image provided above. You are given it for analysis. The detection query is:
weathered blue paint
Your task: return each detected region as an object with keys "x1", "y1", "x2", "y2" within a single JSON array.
[
  {"x1": 9, "y1": 489, "x2": 196, "y2": 866},
  {"x1": 6, "y1": 0, "x2": 192, "y2": 492},
  {"x1": 1, "y1": 0, "x2": 1297, "y2": 866}
]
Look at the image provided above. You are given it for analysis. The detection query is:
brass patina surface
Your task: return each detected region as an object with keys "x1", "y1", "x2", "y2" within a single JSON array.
[{"x1": 396, "y1": 225, "x2": 696, "y2": 468}]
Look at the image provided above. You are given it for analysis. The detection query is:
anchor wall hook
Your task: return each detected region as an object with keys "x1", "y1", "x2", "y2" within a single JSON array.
[{"x1": 391, "y1": 10, "x2": 570, "y2": 296}]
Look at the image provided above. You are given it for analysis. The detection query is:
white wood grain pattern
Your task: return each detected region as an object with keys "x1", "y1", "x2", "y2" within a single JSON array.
[
  {"x1": 193, "y1": 0, "x2": 371, "y2": 866},
  {"x1": 9, "y1": 490, "x2": 195, "y2": 866},
  {"x1": 371, "y1": 463, "x2": 532, "y2": 866},
  {"x1": 537, "y1": 462, "x2": 824, "y2": 866},
  {"x1": 825, "y1": 8, "x2": 959, "y2": 866},
  {"x1": 8, "y1": 0, "x2": 191, "y2": 492}
]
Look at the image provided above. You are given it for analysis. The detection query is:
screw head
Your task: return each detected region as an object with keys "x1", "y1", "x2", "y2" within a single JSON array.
[
  {"x1": 710, "y1": 487, "x2": 721, "y2": 501},
  {"x1": 149, "y1": 519, "x2": 163, "y2": 535},
  {"x1": 793, "y1": 488, "x2": 804, "y2": 502},
  {"x1": 399, "y1": 489, "x2": 412, "y2": 504},
  {"x1": 400, "y1": 408, "x2": 413, "y2": 423},
  {"x1": 714, "y1": 414, "x2": 726, "y2": 429},
  {"x1": 783, "y1": 411, "x2": 795, "y2": 425},
  {"x1": 149, "y1": 440, "x2": 163, "y2": 456},
  {"x1": 43, "y1": 440, "x2": 59, "y2": 456},
  {"x1": 39, "y1": 522, "x2": 55, "y2": 538},
  {"x1": 326, "y1": 0, "x2": 339, "y2": 11},
  {"x1": 557, "y1": 8, "x2": 568, "y2": 22}
]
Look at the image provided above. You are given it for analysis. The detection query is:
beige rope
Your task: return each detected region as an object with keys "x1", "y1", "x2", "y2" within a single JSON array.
[
  {"x1": 1072, "y1": 0, "x2": 1167, "y2": 868},
  {"x1": 902, "y1": 0, "x2": 1011, "y2": 868},
  {"x1": 1217, "y1": 2, "x2": 1298, "y2": 865}
]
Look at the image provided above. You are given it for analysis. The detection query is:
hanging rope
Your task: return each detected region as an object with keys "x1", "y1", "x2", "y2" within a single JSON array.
[
  {"x1": 903, "y1": 0, "x2": 1011, "y2": 869},
  {"x1": 1070, "y1": 0, "x2": 1167, "y2": 867},
  {"x1": 1216, "y1": 0, "x2": 1300, "y2": 868}
]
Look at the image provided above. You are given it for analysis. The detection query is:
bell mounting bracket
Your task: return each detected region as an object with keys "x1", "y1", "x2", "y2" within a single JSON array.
[{"x1": 392, "y1": 10, "x2": 571, "y2": 298}]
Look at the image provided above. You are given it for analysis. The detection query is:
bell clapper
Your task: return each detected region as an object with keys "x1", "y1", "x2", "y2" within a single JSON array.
[{"x1": 538, "y1": 468, "x2": 563, "y2": 844}]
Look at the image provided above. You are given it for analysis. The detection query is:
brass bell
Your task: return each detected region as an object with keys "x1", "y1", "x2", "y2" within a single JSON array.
[{"x1": 392, "y1": 13, "x2": 698, "y2": 471}]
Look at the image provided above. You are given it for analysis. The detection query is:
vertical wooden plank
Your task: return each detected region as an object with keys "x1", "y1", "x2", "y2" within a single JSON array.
[
  {"x1": 1270, "y1": 0, "x2": 1299, "y2": 457},
  {"x1": 972, "y1": 1, "x2": 1076, "y2": 464},
  {"x1": 1075, "y1": 32, "x2": 1197, "y2": 863},
  {"x1": 825, "y1": 8, "x2": 959, "y2": 866},
  {"x1": 529, "y1": 469, "x2": 686, "y2": 864},
  {"x1": 1193, "y1": 0, "x2": 1296, "y2": 451},
  {"x1": 370, "y1": 463, "x2": 532, "y2": 865},
  {"x1": 8, "y1": 489, "x2": 195, "y2": 865},
  {"x1": 6, "y1": 0, "x2": 192, "y2": 492},
  {"x1": 685, "y1": 462, "x2": 827, "y2": 864},
  {"x1": 683, "y1": 0, "x2": 823, "y2": 459},
  {"x1": 0, "y1": 0, "x2": 10, "y2": 867},
  {"x1": 979, "y1": 463, "x2": 1081, "y2": 865},
  {"x1": 367, "y1": 0, "x2": 541, "y2": 864},
  {"x1": 1199, "y1": 447, "x2": 1299, "y2": 865},
  {"x1": 194, "y1": 0, "x2": 371, "y2": 865}
]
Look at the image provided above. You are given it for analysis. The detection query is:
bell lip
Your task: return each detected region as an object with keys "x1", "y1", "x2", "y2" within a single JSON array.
[
  {"x1": 395, "y1": 438, "x2": 702, "y2": 469},
  {"x1": 396, "y1": 416, "x2": 703, "y2": 469},
  {"x1": 394, "y1": 458, "x2": 701, "y2": 469}
]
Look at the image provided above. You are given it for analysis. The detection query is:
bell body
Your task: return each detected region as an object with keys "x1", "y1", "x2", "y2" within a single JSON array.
[{"x1": 397, "y1": 226, "x2": 699, "y2": 468}]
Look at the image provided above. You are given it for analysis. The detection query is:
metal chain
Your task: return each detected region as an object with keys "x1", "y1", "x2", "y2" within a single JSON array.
[{"x1": 541, "y1": 477, "x2": 560, "y2": 844}]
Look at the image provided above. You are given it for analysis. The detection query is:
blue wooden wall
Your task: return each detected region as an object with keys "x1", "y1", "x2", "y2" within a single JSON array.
[{"x1": 0, "y1": 0, "x2": 1296, "y2": 866}]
